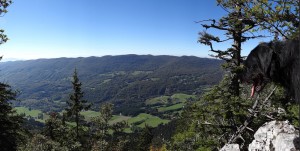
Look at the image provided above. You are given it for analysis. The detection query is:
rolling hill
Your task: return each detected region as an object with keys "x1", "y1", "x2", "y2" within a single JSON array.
[{"x1": 0, "y1": 55, "x2": 223, "y2": 114}]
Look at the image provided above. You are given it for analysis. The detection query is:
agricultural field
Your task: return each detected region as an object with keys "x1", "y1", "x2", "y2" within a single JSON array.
[
  {"x1": 15, "y1": 107, "x2": 49, "y2": 123},
  {"x1": 109, "y1": 115, "x2": 131, "y2": 125},
  {"x1": 157, "y1": 103, "x2": 185, "y2": 112},
  {"x1": 14, "y1": 107, "x2": 170, "y2": 132},
  {"x1": 127, "y1": 113, "x2": 169, "y2": 127},
  {"x1": 15, "y1": 107, "x2": 43, "y2": 117},
  {"x1": 145, "y1": 93, "x2": 197, "y2": 114},
  {"x1": 146, "y1": 93, "x2": 196, "y2": 105},
  {"x1": 80, "y1": 110, "x2": 101, "y2": 121}
]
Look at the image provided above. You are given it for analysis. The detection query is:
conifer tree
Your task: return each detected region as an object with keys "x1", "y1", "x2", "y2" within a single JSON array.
[
  {"x1": 0, "y1": 83, "x2": 24, "y2": 151},
  {"x1": 66, "y1": 68, "x2": 91, "y2": 140}
]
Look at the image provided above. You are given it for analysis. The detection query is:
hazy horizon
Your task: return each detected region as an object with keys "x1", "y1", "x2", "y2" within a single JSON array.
[
  {"x1": 0, "y1": 0, "x2": 272, "y2": 60},
  {"x1": 0, "y1": 53, "x2": 220, "y2": 62}
]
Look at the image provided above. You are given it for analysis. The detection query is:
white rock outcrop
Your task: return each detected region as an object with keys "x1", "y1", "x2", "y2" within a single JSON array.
[
  {"x1": 220, "y1": 144, "x2": 240, "y2": 151},
  {"x1": 248, "y1": 120, "x2": 299, "y2": 151}
]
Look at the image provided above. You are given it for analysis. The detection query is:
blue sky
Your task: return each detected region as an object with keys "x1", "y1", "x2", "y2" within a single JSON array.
[{"x1": 0, "y1": 0, "x2": 271, "y2": 60}]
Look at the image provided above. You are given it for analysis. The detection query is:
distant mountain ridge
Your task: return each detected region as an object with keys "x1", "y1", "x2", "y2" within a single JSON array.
[{"x1": 0, "y1": 55, "x2": 223, "y2": 112}]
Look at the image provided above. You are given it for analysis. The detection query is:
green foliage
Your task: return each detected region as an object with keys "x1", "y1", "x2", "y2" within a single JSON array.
[
  {"x1": 243, "y1": 0, "x2": 299, "y2": 39},
  {"x1": 189, "y1": 0, "x2": 299, "y2": 150},
  {"x1": 286, "y1": 104, "x2": 299, "y2": 127},
  {"x1": 267, "y1": 86, "x2": 299, "y2": 127},
  {"x1": 66, "y1": 69, "x2": 91, "y2": 140},
  {"x1": 171, "y1": 77, "x2": 299, "y2": 150},
  {"x1": 92, "y1": 103, "x2": 113, "y2": 139},
  {"x1": 18, "y1": 134, "x2": 69, "y2": 151},
  {"x1": 0, "y1": 0, "x2": 11, "y2": 46},
  {"x1": 44, "y1": 113, "x2": 61, "y2": 140},
  {"x1": 91, "y1": 103, "x2": 114, "y2": 151},
  {"x1": 137, "y1": 125, "x2": 154, "y2": 151},
  {"x1": 172, "y1": 76, "x2": 252, "y2": 150},
  {"x1": 41, "y1": 112, "x2": 84, "y2": 150},
  {"x1": 91, "y1": 103, "x2": 129, "y2": 151},
  {"x1": 214, "y1": 0, "x2": 299, "y2": 39},
  {"x1": 0, "y1": 83, "x2": 25, "y2": 151},
  {"x1": 127, "y1": 113, "x2": 169, "y2": 129},
  {"x1": 111, "y1": 120, "x2": 127, "y2": 134},
  {"x1": 66, "y1": 69, "x2": 91, "y2": 116}
]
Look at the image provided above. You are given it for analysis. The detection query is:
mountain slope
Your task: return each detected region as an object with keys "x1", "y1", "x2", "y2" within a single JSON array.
[{"x1": 0, "y1": 55, "x2": 223, "y2": 113}]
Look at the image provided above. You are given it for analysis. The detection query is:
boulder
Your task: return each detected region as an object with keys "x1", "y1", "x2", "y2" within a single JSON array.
[{"x1": 248, "y1": 120, "x2": 299, "y2": 151}]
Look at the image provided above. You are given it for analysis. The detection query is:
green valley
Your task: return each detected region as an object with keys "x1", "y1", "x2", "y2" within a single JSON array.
[{"x1": 0, "y1": 55, "x2": 222, "y2": 116}]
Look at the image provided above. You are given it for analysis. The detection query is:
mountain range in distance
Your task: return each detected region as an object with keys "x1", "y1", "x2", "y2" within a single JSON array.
[{"x1": 0, "y1": 54, "x2": 224, "y2": 114}]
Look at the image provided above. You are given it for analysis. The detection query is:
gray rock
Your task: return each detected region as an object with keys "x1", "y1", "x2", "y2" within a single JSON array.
[
  {"x1": 248, "y1": 120, "x2": 299, "y2": 151},
  {"x1": 220, "y1": 144, "x2": 240, "y2": 151}
]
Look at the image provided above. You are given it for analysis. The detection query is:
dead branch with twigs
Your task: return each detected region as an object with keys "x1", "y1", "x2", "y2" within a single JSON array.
[{"x1": 227, "y1": 86, "x2": 277, "y2": 147}]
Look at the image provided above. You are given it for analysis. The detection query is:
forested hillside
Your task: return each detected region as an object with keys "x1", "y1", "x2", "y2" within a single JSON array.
[{"x1": 0, "y1": 55, "x2": 223, "y2": 113}]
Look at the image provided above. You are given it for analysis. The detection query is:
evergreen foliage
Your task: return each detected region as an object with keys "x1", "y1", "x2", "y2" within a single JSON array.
[
  {"x1": 91, "y1": 103, "x2": 114, "y2": 151},
  {"x1": 0, "y1": 83, "x2": 24, "y2": 151},
  {"x1": 66, "y1": 69, "x2": 91, "y2": 140}
]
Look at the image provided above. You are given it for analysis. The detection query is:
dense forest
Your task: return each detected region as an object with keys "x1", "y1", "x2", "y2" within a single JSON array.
[{"x1": 0, "y1": 0, "x2": 298, "y2": 150}]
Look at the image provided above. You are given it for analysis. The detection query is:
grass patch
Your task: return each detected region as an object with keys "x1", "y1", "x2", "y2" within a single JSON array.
[
  {"x1": 131, "y1": 71, "x2": 153, "y2": 76},
  {"x1": 145, "y1": 96, "x2": 170, "y2": 105},
  {"x1": 128, "y1": 113, "x2": 169, "y2": 127},
  {"x1": 80, "y1": 110, "x2": 101, "y2": 121},
  {"x1": 109, "y1": 115, "x2": 131, "y2": 125},
  {"x1": 146, "y1": 93, "x2": 196, "y2": 105},
  {"x1": 171, "y1": 93, "x2": 196, "y2": 101},
  {"x1": 158, "y1": 103, "x2": 185, "y2": 112},
  {"x1": 15, "y1": 107, "x2": 42, "y2": 117},
  {"x1": 137, "y1": 117, "x2": 169, "y2": 127},
  {"x1": 80, "y1": 110, "x2": 101, "y2": 117},
  {"x1": 81, "y1": 110, "x2": 131, "y2": 124}
]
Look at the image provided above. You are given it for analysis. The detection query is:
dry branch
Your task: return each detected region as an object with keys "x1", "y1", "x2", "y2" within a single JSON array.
[{"x1": 227, "y1": 86, "x2": 277, "y2": 146}]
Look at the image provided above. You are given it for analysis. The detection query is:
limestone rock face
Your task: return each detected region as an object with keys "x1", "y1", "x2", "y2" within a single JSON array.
[
  {"x1": 248, "y1": 120, "x2": 299, "y2": 151},
  {"x1": 220, "y1": 144, "x2": 240, "y2": 151}
]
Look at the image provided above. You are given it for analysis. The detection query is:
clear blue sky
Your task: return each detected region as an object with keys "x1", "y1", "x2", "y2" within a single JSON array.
[{"x1": 0, "y1": 0, "x2": 271, "y2": 60}]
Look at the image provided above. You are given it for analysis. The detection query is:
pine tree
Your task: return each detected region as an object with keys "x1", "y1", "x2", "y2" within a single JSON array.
[
  {"x1": 196, "y1": 1, "x2": 262, "y2": 148},
  {"x1": 66, "y1": 68, "x2": 91, "y2": 140},
  {"x1": 43, "y1": 112, "x2": 64, "y2": 141},
  {"x1": 0, "y1": 83, "x2": 24, "y2": 151}
]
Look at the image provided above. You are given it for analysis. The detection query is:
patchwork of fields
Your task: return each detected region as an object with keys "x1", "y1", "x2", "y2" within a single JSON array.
[{"x1": 15, "y1": 93, "x2": 197, "y2": 132}]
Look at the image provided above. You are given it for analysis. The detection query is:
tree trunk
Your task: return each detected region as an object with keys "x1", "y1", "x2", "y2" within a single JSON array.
[
  {"x1": 231, "y1": 4, "x2": 242, "y2": 96},
  {"x1": 76, "y1": 112, "x2": 79, "y2": 140}
]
